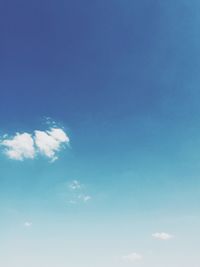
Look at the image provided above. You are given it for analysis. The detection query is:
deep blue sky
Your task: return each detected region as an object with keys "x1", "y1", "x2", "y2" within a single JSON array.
[
  {"x1": 1, "y1": 0, "x2": 199, "y2": 125},
  {"x1": 0, "y1": 1, "x2": 200, "y2": 266}
]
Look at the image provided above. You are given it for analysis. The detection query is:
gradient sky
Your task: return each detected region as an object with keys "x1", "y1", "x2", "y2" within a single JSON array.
[{"x1": 0, "y1": 0, "x2": 200, "y2": 266}]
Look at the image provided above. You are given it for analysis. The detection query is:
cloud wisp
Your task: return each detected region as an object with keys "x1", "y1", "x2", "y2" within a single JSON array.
[
  {"x1": 69, "y1": 180, "x2": 81, "y2": 190},
  {"x1": 67, "y1": 180, "x2": 92, "y2": 204},
  {"x1": 1, "y1": 127, "x2": 70, "y2": 162},
  {"x1": 152, "y1": 232, "x2": 173, "y2": 240},
  {"x1": 122, "y1": 252, "x2": 143, "y2": 263},
  {"x1": 24, "y1": 221, "x2": 32, "y2": 228}
]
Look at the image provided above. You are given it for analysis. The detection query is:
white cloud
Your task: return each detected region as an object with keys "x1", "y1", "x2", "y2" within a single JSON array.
[
  {"x1": 69, "y1": 180, "x2": 81, "y2": 190},
  {"x1": 34, "y1": 128, "x2": 69, "y2": 161},
  {"x1": 152, "y1": 232, "x2": 173, "y2": 240},
  {"x1": 1, "y1": 133, "x2": 35, "y2": 160},
  {"x1": 24, "y1": 221, "x2": 32, "y2": 227},
  {"x1": 122, "y1": 252, "x2": 143, "y2": 263},
  {"x1": 1, "y1": 127, "x2": 70, "y2": 162}
]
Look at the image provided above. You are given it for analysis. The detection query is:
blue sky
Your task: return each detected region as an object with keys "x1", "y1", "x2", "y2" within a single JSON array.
[{"x1": 0, "y1": 0, "x2": 200, "y2": 266}]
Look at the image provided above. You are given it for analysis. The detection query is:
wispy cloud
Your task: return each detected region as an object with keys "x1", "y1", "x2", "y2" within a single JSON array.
[
  {"x1": 67, "y1": 180, "x2": 92, "y2": 204},
  {"x1": 78, "y1": 194, "x2": 92, "y2": 202},
  {"x1": 24, "y1": 221, "x2": 32, "y2": 228},
  {"x1": 122, "y1": 252, "x2": 143, "y2": 263},
  {"x1": 1, "y1": 127, "x2": 69, "y2": 162},
  {"x1": 69, "y1": 180, "x2": 81, "y2": 190},
  {"x1": 152, "y1": 232, "x2": 173, "y2": 240}
]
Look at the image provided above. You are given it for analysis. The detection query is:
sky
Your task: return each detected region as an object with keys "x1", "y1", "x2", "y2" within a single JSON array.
[{"x1": 0, "y1": 0, "x2": 200, "y2": 266}]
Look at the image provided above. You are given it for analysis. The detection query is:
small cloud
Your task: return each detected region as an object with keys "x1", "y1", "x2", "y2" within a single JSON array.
[
  {"x1": 152, "y1": 232, "x2": 173, "y2": 240},
  {"x1": 78, "y1": 195, "x2": 91, "y2": 202},
  {"x1": 45, "y1": 117, "x2": 57, "y2": 126},
  {"x1": 24, "y1": 221, "x2": 32, "y2": 227},
  {"x1": 122, "y1": 252, "x2": 143, "y2": 263},
  {"x1": 1, "y1": 126, "x2": 70, "y2": 162},
  {"x1": 69, "y1": 180, "x2": 81, "y2": 190}
]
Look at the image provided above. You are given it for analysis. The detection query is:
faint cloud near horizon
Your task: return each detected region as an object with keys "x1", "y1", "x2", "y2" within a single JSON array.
[
  {"x1": 152, "y1": 232, "x2": 174, "y2": 240},
  {"x1": 122, "y1": 252, "x2": 143, "y2": 263}
]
